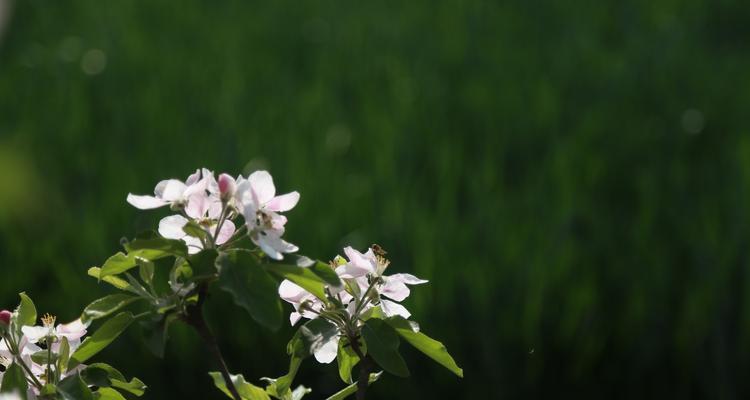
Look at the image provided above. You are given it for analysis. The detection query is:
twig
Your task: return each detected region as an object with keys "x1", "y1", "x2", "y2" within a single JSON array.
[
  {"x1": 348, "y1": 334, "x2": 372, "y2": 400},
  {"x1": 183, "y1": 284, "x2": 242, "y2": 400}
]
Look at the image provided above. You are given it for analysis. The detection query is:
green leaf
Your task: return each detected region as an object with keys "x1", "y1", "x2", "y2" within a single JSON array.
[
  {"x1": 88, "y1": 267, "x2": 134, "y2": 292},
  {"x1": 98, "y1": 237, "x2": 188, "y2": 279},
  {"x1": 13, "y1": 292, "x2": 37, "y2": 337},
  {"x1": 69, "y1": 312, "x2": 134, "y2": 368},
  {"x1": 325, "y1": 372, "x2": 382, "y2": 400},
  {"x1": 81, "y1": 294, "x2": 140, "y2": 324},
  {"x1": 58, "y1": 336, "x2": 71, "y2": 375},
  {"x1": 361, "y1": 319, "x2": 409, "y2": 377},
  {"x1": 182, "y1": 221, "x2": 210, "y2": 242},
  {"x1": 138, "y1": 314, "x2": 172, "y2": 359},
  {"x1": 31, "y1": 350, "x2": 59, "y2": 365},
  {"x1": 57, "y1": 373, "x2": 95, "y2": 400},
  {"x1": 1, "y1": 363, "x2": 28, "y2": 400},
  {"x1": 216, "y1": 251, "x2": 282, "y2": 331},
  {"x1": 337, "y1": 338, "x2": 361, "y2": 384},
  {"x1": 309, "y1": 260, "x2": 342, "y2": 287},
  {"x1": 124, "y1": 236, "x2": 188, "y2": 260},
  {"x1": 95, "y1": 387, "x2": 127, "y2": 400},
  {"x1": 87, "y1": 363, "x2": 146, "y2": 396},
  {"x1": 385, "y1": 316, "x2": 463, "y2": 377},
  {"x1": 187, "y1": 249, "x2": 219, "y2": 277},
  {"x1": 81, "y1": 366, "x2": 112, "y2": 388},
  {"x1": 209, "y1": 372, "x2": 271, "y2": 400},
  {"x1": 137, "y1": 258, "x2": 155, "y2": 287},
  {"x1": 87, "y1": 363, "x2": 147, "y2": 396},
  {"x1": 98, "y1": 252, "x2": 138, "y2": 278},
  {"x1": 264, "y1": 264, "x2": 328, "y2": 301}
]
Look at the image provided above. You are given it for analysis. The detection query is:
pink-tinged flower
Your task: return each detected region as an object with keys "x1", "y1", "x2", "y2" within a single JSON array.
[
  {"x1": 218, "y1": 173, "x2": 237, "y2": 201},
  {"x1": 158, "y1": 192, "x2": 236, "y2": 254},
  {"x1": 0, "y1": 309, "x2": 10, "y2": 325},
  {"x1": 337, "y1": 246, "x2": 428, "y2": 319},
  {"x1": 21, "y1": 315, "x2": 87, "y2": 344},
  {"x1": 127, "y1": 168, "x2": 215, "y2": 210},
  {"x1": 236, "y1": 171, "x2": 299, "y2": 260},
  {"x1": 278, "y1": 280, "x2": 341, "y2": 364},
  {"x1": 278, "y1": 280, "x2": 323, "y2": 326}
]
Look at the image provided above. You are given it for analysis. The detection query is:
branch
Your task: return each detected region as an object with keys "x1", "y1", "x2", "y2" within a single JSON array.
[
  {"x1": 183, "y1": 284, "x2": 242, "y2": 400},
  {"x1": 348, "y1": 333, "x2": 372, "y2": 400}
]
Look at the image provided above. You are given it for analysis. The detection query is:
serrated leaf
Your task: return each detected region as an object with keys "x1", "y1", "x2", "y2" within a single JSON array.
[
  {"x1": 82, "y1": 294, "x2": 140, "y2": 324},
  {"x1": 209, "y1": 371, "x2": 270, "y2": 400},
  {"x1": 361, "y1": 319, "x2": 409, "y2": 377},
  {"x1": 385, "y1": 316, "x2": 463, "y2": 377},
  {"x1": 216, "y1": 251, "x2": 282, "y2": 331},
  {"x1": 70, "y1": 312, "x2": 134, "y2": 368}
]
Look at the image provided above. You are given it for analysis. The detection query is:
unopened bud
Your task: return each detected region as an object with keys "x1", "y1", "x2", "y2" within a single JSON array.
[
  {"x1": 218, "y1": 173, "x2": 236, "y2": 201},
  {"x1": 0, "y1": 309, "x2": 11, "y2": 326}
]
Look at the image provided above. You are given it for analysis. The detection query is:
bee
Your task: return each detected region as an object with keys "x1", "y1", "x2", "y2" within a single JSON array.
[{"x1": 371, "y1": 244, "x2": 387, "y2": 256}]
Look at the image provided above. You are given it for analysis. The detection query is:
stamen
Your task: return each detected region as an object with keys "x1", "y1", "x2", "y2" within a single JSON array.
[{"x1": 41, "y1": 313, "x2": 56, "y2": 328}]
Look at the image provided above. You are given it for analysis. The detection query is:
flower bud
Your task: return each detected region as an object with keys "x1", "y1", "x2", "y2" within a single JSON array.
[
  {"x1": 0, "y1": 309, "x2": 11, "y2": 326},
  {"x1": 218, "y1": 173, "x2": 236, "y2": 201}
]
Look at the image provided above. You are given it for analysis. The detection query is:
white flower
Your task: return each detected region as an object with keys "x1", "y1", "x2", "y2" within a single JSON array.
[
  {"x1": 236, "y1": 171, "x2": 299, "y2": 260},
  {"x1": 158, "y1": 191, "x2": 236, "y2": 254},
  {"x1": 21, "y1": 315, "x2": 87, "y2": 345},
  {"x1": 338, "y1": 246, "x2": 428, "y2": 319},
  {"x1": 127, "y1": 168, "x2": 215, "y2": 210}
]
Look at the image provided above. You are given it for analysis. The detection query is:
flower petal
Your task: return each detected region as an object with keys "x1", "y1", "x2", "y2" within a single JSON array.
[
  {"x1": 279, "y1": 280, "x2": 308, "y2": 303},
  {"x1": 389, "y1": 273, "x2": 429, "y2": 285},
  {"x1": 266, "y1": 191, "x2": 300, "y2": 212},
  {"x1": 381, "y1": 278, "x2": 411, "y2": 302},
  {"x1": 313, "y1": 335, "x2": 340, "y2": 364},
  {"x1": 185, "y1": 193, "x2": 210, "y2": 219},
  {"x1": 215, "y1": 220, "x2": 236, "y2": 245},
  {"x1": 57, "y1": 319, "x2": 87, "y2": 341},
  {"x1": 159, "y1": 215, "x2": 189, "y2": 239},
  {"x1": 248, "y1": 170, "x2": 276, "y2": 204},
  {"x1": 21, "y1": 326, "x2": 51, "y2": 343},
  {"x1": 126, "y1": 194, "x2": 167, "y2": 209},
  {"x1": 380, "y1": 299, "x2": 411, "y2": 319},
  {"x1": 160, "y1": 180, "x2": 188, "y2": 202}
]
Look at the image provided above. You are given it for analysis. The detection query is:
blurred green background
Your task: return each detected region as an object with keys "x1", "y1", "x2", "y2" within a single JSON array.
[{"x1": 1, "y1": 0, "x2": 749, "y2": 398}]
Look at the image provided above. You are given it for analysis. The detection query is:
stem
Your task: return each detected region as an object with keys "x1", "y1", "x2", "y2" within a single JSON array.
[
  {"x1": 212, "y1": 204, "x2": 231, "y2": 247},
  {"x1": 183, "y1": 284, "x2": 242, "y2": 400},
  {"x1": 348, "y1": 334, "x2": 371, "y2": 400},
  {"x1": 353, "y1": 279, "x2": 379, "y2": 318}
]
